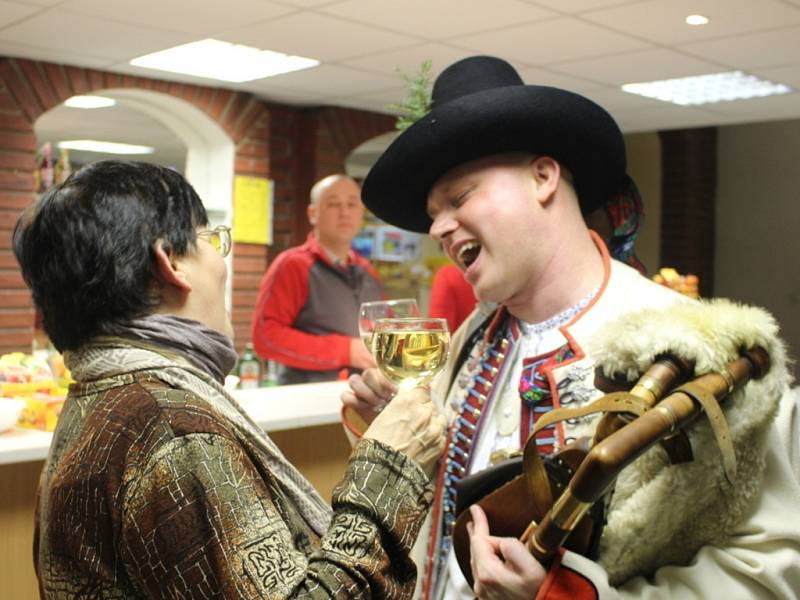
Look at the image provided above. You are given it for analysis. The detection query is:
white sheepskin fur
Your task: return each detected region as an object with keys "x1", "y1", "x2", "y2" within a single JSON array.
[{"x1": 586, "y1": 298, "x2": 791, "y2": 585}]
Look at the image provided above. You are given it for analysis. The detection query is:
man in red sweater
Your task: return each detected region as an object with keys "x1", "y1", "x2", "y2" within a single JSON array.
[{"x1": 251, "y1": 174, "x2": 381, "y2": 384}]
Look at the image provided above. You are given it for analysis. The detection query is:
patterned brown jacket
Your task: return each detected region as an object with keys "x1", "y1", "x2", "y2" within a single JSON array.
[{"x1": 35, "y1": 350, "x2": 433, "y2": 599}]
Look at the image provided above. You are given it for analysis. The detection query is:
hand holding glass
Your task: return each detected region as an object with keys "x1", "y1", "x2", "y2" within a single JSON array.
[
  {"x1": 372, "y1": 317, "x2": 450, "y2": 391},
  {"x1": 359, "y1": 299, "x2": 420, "y2": 350}
]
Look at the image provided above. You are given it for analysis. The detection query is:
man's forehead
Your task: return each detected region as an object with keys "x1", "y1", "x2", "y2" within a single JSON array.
[{"x1": 320, "y1": 178, "x2": 360, "y2": 200}]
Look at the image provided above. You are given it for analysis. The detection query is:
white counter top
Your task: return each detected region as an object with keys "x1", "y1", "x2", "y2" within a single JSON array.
[{"x1": 0, "y1": 380, "x2": 348, "y2": 467}]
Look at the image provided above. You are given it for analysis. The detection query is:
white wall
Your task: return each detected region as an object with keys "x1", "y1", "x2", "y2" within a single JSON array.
[{"x1": 716, "y1": 119, "x2": 800, "y2": 369}]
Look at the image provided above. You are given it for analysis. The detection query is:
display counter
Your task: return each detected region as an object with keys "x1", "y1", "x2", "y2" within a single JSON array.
[
  {"x1": 0, "y1": 380, "x2": 348, "y2": 466},
  {"x1": 0, "y1": 380, "x2": 354, "y2": 600}
]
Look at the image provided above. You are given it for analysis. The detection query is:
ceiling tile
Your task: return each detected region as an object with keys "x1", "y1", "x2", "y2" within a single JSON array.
[
  {"x1": 0, "y1": 1, "x2": 41, "y2": 28},
  {"x1": 342, "y1": 84, "x2": 407, "y2": 105},
  {"x1": 319, "y1": 0, "x2": 554, "y2": 39},
  {"x1": 753, "y1": 63, "x2": 800, "y2": 89},
  {"x1": 62, "y1": 0, "x2": 296, "y2": 36},
  {"x1": 218, "y1": 11, "x2": 419, "y2": 61},
  {"x1": 682, "y1": 27, "x2": 800, "y2": 70},
  {"x1": 8, "y1": 0, "x2": 61, "y2": 5},
  {"x1": 583, "y1": 0, "x2": 800, "y2": 45},
  {"x1": 554, "y1": 48, "x2": 723, "y2": 85},
  {"x1": 0, "y1": 8, "x2": 194, "y2": 61},
  {"x1": 691, "y1": 91, "x2": 800, "y2": 118},
  {"x1": 0, "y1": 39, "x2": 112, "y2": 67},
  {"x1": 272, "y1": 0, "x2": 340, "y2": 6},
  {"x1": 339, "y1": 43, "x2": 471, "y2": 77},
  {"x1": 526, "y1": 0, "x2": 646, "y2": 13},
  {"x1": 613, "y1": 103, "x2": 726, "y2": 132},
  {"x1": 245, "y1": 63, "x2": 398, "y2": 95},
  {"x1": 516, "y1": 66, "x2": 607, "y2": 92},
  {"x1": 450, "y1": 16, "x2": 650, "y2": 66}
]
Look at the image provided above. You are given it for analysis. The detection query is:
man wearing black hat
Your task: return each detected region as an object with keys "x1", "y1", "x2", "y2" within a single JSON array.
[{"x1": 342, "y1": 56, "x2": 799, "y2": 600}]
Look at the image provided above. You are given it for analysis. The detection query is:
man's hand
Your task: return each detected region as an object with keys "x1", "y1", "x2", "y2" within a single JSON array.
[
  {"x1": 363, "y1": 386, "x2": 447, "y2": 473},
  {"x1": 349, "y1": 337, "x2": 377, "y2": 370},
  {"x1": 341, "y1": 368, "x2": 398, "y2": 425},
  {"x1": 468, "y1": 504, "x2": 546, "y2": 599}
]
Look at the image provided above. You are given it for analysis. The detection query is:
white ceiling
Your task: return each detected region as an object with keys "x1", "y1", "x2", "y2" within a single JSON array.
[{"x1": 2, "y1": 0, "x2": 800, "y2": 135}]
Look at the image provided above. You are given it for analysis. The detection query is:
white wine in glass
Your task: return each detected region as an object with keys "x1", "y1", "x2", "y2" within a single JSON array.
[
  {"x1": 359, "y1": 298, "x2": 420, "y2": 351},
  {"x1": 372, "y1": 317, "x2": 450, "y2": 391}
]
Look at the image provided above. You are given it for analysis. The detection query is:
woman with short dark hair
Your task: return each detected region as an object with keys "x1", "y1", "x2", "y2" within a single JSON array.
[{"x1": 17, "y1": 160, "x2": 446, "y2": 599}]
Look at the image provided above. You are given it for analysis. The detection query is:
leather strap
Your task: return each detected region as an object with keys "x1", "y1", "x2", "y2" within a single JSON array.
[
  {"x1": 672, "y1": 381, "x2": 737, "y2": 484},
  {"x1": 523, "y1": 433, "x2": 554, "y2": 520},
  {"x1": 519, "y1": 391, "x2": 651, "y2": 519},
  {"x1": 530, "y1": 391, "x2": 650, "y2": 435}
]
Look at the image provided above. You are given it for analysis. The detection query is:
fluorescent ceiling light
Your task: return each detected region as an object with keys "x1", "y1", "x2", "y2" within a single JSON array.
[
  {"x1": 57, "y1": 140, "x2": 155, "y2": 155},
  {"x1": 621, "y1": 71, "x2": 793, "y2": 106},
  {"x1": 64, "y1": 95, "x2": 116, "y2": 109},
  {"x1": 130, "y1": 39, "x2": 320, "y2": 83},
  {"x1": 685, "y1": 14, "x2": 709, "y2": 26}
]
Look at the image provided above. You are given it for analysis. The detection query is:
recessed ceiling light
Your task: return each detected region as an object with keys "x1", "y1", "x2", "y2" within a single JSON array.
[
  {"x1": 621, "y1": 71, "x2": 793, "y2": 106},
  {"x1": 686, "y1": 14, "x2": 709, "y2": 26},
  {"x1": 64, "y1": 95, "x2": 116, "y2": 109},
  {"x1": 57, "y1": 140, "x2": 155, "y2": 155},
  {"x1": 129, "y1": 39, "x2": 320, "y2": 83}
]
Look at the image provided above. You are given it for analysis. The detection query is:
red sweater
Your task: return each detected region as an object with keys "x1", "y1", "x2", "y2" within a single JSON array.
[
  {"x1": 428, "y1": 263, "x2": 477, "y2": 333},
  {"x1": 251, "y1": 233, "x2": 381, "y2": 384}
]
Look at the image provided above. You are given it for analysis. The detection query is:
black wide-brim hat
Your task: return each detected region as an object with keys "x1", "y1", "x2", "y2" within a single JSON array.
[{"x1": 362, "y1": 55, "x2": 629, "y2": 233}]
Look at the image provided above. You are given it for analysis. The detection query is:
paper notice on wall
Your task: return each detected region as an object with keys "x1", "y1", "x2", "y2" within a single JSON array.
[{"x1": 233, "y1": 176, "x2": 273, "y2": 245}]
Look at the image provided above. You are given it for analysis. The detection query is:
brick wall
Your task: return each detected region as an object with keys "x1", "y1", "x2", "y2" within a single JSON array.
[
  {"x1": 0, "y1": 57, "x2": 275, "y2": 353},
  {"x1": 268, "y1": 104, "x2": 394, "y2": 248},
  {"x1": 0, "y1": 56, "x2": 396, "y2": 354}
]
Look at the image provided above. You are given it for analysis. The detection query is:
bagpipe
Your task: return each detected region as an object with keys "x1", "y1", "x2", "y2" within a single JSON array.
[{"x1": 451, "y1": 344, "x2": 771, "y2": 586}]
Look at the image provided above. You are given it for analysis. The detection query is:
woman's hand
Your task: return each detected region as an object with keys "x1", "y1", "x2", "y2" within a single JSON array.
[
  {"x1": 362, "y1": 386, "x2": 447, "y2": 473},
  {"x1": 341, "y1": 368, "x2": 398, "y2": 426},
  {"x1": 468, "y1": 504, "x2": 546, "y2": 600}
]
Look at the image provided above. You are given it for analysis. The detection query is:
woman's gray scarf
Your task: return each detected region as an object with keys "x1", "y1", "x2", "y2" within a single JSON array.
[{"x1": 103, "y1": 314, "x2": 238, "y2": 384}]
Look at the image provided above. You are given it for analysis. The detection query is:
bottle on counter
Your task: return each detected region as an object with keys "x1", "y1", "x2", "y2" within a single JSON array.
[
  {"x1": 262, "y1": 360, "x2": 279, "y2": 387},
  {"x1": 237, "y1": 343, "x2": 261, "y2": 389}
]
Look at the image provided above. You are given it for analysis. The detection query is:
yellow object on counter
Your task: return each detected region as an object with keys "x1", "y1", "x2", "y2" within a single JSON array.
[
  {"x1": 652, "y1": 268, "x2": 700, "y2": 299},
  {"x1": 18, "y1": 395, "x2": 65, "y2": 431}
]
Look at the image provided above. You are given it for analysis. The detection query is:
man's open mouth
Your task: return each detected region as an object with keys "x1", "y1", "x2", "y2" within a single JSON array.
[{"x1": 457, "y1": 241, "x2": 481, "y2": 269}]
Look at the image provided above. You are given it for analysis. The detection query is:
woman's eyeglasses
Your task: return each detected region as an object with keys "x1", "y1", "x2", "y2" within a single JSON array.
[{"x1": 197, "y1": 226, "x2": 232, "y2": 258}]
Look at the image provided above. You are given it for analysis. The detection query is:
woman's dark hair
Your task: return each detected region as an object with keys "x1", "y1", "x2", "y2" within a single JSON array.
[{"x1": 13, "y1": 160, "x2": 209, "y2": 351}]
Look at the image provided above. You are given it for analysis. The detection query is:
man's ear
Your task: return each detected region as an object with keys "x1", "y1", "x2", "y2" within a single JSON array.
[
  {"x1": 529, "y1": 156, "x2": 560, "y2": 207},
  {"x1": 307, "y1": 203, "x2": 317, "y2": 226},
  {"x1": 153, "y1": 241, "x2": 192, "y2": 292}
]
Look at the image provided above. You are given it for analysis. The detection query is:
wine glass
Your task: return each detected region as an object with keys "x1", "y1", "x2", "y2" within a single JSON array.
[
  {"x1": 359, "y1": 298, "x2": 420, "y2": 351},
  {"x1": 372, "y1": 317, "x2": 450, "y2": 391}
]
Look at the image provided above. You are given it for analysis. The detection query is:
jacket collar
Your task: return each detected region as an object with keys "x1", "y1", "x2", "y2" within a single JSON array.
[{"x1": 304, "y1": 232, "x2": 358, "y2": 269}]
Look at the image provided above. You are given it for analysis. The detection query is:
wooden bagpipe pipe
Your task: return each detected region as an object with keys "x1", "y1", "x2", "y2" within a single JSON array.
[{"x1": 451, "y1": 346, "x2": 771, "y2": 585}]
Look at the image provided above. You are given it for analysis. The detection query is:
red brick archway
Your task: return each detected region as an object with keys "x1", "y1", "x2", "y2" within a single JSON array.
[{"x1": 0, "y1": 57, "x2": 271, "y2": 352}]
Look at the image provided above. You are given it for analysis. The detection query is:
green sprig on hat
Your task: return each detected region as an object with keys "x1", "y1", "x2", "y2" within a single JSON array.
[{"x1": 388, "y1": 60, "x2": 433, "y2": 131}]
